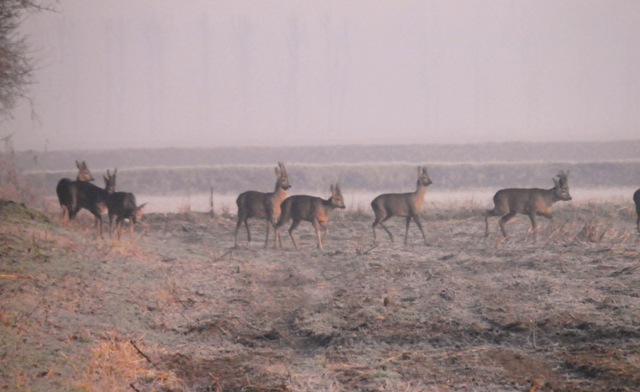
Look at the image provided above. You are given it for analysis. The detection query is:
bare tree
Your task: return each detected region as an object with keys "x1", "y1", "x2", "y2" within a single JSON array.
[{"x1": 0, "y1": 0, "x2": 46, "y2": 119}]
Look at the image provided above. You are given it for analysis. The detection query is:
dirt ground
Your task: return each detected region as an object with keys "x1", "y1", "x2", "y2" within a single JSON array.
[{"x1": 1, "y1": 199, "x2": 639, "y2": 391}]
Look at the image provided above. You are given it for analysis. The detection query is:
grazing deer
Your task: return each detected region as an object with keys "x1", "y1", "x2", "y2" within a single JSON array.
[
  {"x1": 234, "y1": 162, "x2": 291, "y2": 248},
  {"x1": 274, "y1": 183, "x2": 346, "y2": 250},
  {"x1": 371, "y1": 166, "x2": 432, "y2": 245},
  {"x1": 104, "y1": 169, "x2": 147, "y2": 241},
  {"x1": 56, "y1": 160, "x2": 94, "y2": 223},
  {"x1": 484, "y1": 170, "x2": 572, "y2": 238},
  {"x1": 634, "y1": 188, "x2": 640, "y2": 234}
]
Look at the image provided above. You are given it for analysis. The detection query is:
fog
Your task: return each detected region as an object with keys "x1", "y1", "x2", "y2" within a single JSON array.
[{"x1": 3, "y1": 0, "x2": 640, "y2": 151}]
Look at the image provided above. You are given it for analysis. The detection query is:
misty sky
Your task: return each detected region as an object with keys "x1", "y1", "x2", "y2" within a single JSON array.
[{"x1": 3, "y1": 0, "x2": 640, "y2": 151}]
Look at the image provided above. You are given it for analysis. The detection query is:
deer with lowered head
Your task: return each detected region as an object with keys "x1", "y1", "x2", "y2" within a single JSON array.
[
  {"x1": 633, "y1": 188, "x2": 640, "y2": 234},
  {"x1": 371, "y1": 166, "x2": 432, "y2": 245},
  {"x1": 484, "y1": 170, "x2": 572, "y2": 238},
  {"x1": 234, "y1": 162, "x2": 291, "y2": 248},
  {"x1": 274, "y1": 183, "x2": 346, "y2": 250},
  {"x1": 56, "y1": 160, "x2": 94, "y2": 223},
  {"x1": 104, "y1": 169, "x2": 147, "y2": 241}
]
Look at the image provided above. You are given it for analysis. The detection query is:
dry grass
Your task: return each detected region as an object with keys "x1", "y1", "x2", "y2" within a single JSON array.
[{"x1": 1, "y1": 196, "x2": 639, "y2": 391}]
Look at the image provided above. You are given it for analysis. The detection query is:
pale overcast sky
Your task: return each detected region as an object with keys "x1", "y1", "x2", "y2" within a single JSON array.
[{"x1": 3, "y1": 0, "x2": 640, "y2": 151}]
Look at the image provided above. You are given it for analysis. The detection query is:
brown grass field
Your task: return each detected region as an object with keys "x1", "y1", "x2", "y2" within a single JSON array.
[{"x1": 1, "y1": 198, "x2": 639, "y2": 391}]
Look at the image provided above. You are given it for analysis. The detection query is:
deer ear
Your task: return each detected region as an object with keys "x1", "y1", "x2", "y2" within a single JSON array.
[
  {"x1": 76, "y1": 160, "x2": 81, "y2": 169},
  {"x1": 553, "y1": 177, "x2": 560, "y2": 187}
]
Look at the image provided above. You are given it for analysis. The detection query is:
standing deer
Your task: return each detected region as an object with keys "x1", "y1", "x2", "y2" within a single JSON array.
[
  {"x1": 104, "y1": 169, "x2": 147, "y2": 241},
  {"x1": 371, "y1": 166, "x2": 432, "y2": 245},
  {"x1": 234, "y1": 162, "x2": 291, "y2": 248},
  {"x1": 484, "y1": 170, "x2": 572, "y2": 238},
  {"x1": 64, "y1": 169, "x2": 112, "y2": 238},
  {"x1": 634, "y1": 188, "x2": 640, "y2": 234},
  {"x1": 56, "y1": 160, "x2": 94, "y2": 223},
  {"x1": 274, "y1": 183, "x2": 346, "y2": 250}
]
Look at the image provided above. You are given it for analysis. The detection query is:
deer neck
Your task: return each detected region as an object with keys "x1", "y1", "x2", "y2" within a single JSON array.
[
  {"x1": 546, "y1": 187, "x2": 561, "y2": 203},
  {"x1": 271, "y1": 186, "x2": 288, "y2": 204},
  {"x1": 415, "y1": 182, "x2": 428, "y2": 198}
]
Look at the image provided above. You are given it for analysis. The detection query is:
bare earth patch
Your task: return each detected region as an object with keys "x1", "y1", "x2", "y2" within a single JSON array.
[{"x1": 1, "y1": 199, "x2": 639, "y2": 391}]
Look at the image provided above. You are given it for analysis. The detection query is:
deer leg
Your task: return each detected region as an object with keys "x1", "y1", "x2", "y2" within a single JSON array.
[
  {"x1": 538, "y1": 212, "x2": 553, "y2": 220},
  {"x1": 312, "y1": 219, "x2": 324, "y2": 249},
  {"x1": 96, "y1": 215, "x2": 103, "y2": 239},
  {"x1": 528, "y1": 212, "x2": 540, "y2": 232},
  {"x1": 233, "y1": 215, "x2": 244, "y2": 247},
  {"x1": 264, "y1": 220, "x2": 271, "y2": 249},
  {"x1": 288, "y1": 219, "x2": 301, "y2": 250},
  {"x1": 483, "y1": 210, "x2": 494, "y2": 237},
  {"x1": 320, "y1": 222, "x2": 329, "y2": 243},
  {"x1": 412, "y1": 215, "x2": 427, "y2": 245},
  {"x1": 637, "y1": 212, "x2": 640, "y2": 233},
  {"x1": 379, "y1": 216, "x2": 395, "y2": 242},
  {"x1": 372, "y1": 211, "x2": 389, "y2": 242},
  {"x1": 61, "y1": 206, "x2": 69, "y2": 223},
  {"x1": 372, "y1": 215, "x2": 382, "y2": 242},
  {"x1": 244, "y1": 219, "x2": 252, "y2": 242},
  {"x1": 498, "y1": 212, "x2": 516, "y2": 238},
  {"x1": 108, "y1": 213, "x2": 114, "y2": 237},
  {"x1": 273, "y1": 225, "x2": 281, "y2": 249},
  {"x1": 117, "y1": 219, "x2": 123, "y2": 240},
  {"x1": 404, "y1": 217, "x2": 412, "y2": 244}
]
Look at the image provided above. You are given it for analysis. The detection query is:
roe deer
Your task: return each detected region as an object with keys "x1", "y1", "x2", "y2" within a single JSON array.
[
  {"x1": 234, "y1": 162, "x2": 291, "y2": 248},
  {"x1": 484, "y1": 170, "x2": 572, "y2": 238},
  {"x1": 371, "y1": 166, "x2": 432, "y2": 245},
  {"x1": 104, "y1": 169, "x2": 147, "y2": 241},
  {"x1": 64, "y1": 169, "x2": 112, "y2": 238},
  {"x1": 634, "y1": 188, "x2": 640, "y2": 234},
  {"x1": 274, "y1": 183, "x2": 346, "y2": 250},
  {"x1": 56, "y1": 160, "x2": 94, "y2": 223}
]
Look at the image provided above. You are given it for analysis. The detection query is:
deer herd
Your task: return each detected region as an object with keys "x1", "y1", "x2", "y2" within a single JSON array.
[{"x1": 56, "y1": 161, "x2": 640, "y2": 246}]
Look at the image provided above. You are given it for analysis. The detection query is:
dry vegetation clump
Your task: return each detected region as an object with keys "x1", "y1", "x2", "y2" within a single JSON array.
[{"x1": 1, "y1": 194, "x2": 639, "y2": 391}]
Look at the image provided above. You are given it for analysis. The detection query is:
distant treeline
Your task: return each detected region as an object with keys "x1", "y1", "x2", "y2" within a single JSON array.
[
  {"x1": 24, "y1": 161, "x2": 640, "y2": 197},
  {"x1": 13, "y1": 140, "x2": 640, "y2": 172}
]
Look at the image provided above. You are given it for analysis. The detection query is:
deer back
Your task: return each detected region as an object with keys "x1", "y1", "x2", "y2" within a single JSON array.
[
  {"x1": 493, "y1": 170, "x2": 571, "y2": 215},
  {"x1": 71, "y1": 181, "x2": 109, "y2": 216},
  {"x1": 107, "y1": 191, "x2": 138, "y2": 220},
  {"x1": 57, "y1": 161, "x2": 95, "y2": 211},
  {"x1": 278, "y1": 195, "x2": 320, "y2": 224}
]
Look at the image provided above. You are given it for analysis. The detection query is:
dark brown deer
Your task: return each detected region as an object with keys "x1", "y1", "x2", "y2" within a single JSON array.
[
  {"x1": 64, "y1": 170, "x2": 112, "y2": 238},
  {"x1": 104, "y1": 169, "x2": 147, "y2": 241},
  {"x1": 371, "y1": 166, "x2": 432, "y2": 245},
  {"x1": 484, "y1": 170, "x2": 572, "y2": 238},
  {"x1": 56, "y1": 160, "x2": 94, "y2": 223},
  {"x1": 234, "y1": 162, "x2": 291, "y2": 248},
  {"x1": 634, "y1": 188, "x2": 640, "y2": 234},
  {"x1": 274, "y1": 183, "x2": 346, "y2": 250}
]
